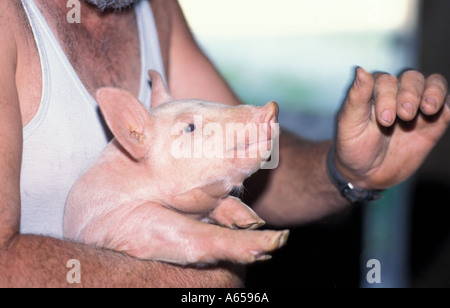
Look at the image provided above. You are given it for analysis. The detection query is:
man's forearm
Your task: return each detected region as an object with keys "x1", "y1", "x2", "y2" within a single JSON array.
[
  {"x1": 0, "y1": 234, "x2": 242, "y2": 287},
  {"x1": 247, "y1": 131, "x2": 350, "y2": 227}
]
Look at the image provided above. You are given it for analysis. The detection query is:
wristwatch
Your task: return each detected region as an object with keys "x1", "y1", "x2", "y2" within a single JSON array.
[{"x1": 326, "y1": 146, "x2": 382, "y2": 204}]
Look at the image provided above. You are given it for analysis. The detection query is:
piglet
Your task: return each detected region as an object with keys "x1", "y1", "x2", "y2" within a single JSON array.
[{"x1": 64, "y1": 70, "x2": 289, "y2": 265}]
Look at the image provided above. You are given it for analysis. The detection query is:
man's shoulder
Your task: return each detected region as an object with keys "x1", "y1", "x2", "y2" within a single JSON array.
[
  {"x1": 149, "y1": 0, "x2": 177, "y2": 75},
  {"x1": 0, "y1": 0, "x2": 24, "y2": 24},
  {"x1": 0, "y1": 1, "x2": 20, "y2": 65},
  {"x1": 0, "y1": 0, "x2": 34, "y2": 64},
  {"x1": 0, "y1": 0, "x2": 27, "y2": 43}
]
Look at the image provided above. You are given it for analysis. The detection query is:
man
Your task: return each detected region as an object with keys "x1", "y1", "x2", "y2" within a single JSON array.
[{"x1": 0, "y1": 0, "x2": 448, "y2": 287}]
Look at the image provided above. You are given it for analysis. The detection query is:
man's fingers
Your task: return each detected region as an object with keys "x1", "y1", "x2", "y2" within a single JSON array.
[
  {"x1": 341, "y1": 69, "x2": 449, "y2": 130},
  {"x1": 340, "y1": 67, "x2": 374, "y2": 125},
  {"x1": 420, "y1": 74, "x2": 448, "y2": 116},
  {"x1": 396, "y1": 70, "x2": 425, "y2": 121},
  {"x1": 373, "y1": 73, "x2": 398, "y2": 127}
]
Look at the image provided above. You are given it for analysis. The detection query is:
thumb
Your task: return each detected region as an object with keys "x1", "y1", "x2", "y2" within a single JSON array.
[{"x1": 339, "y1": 67, "x2": 375, "y2": 126}]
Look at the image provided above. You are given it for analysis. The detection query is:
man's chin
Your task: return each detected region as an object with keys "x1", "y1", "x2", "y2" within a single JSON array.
[{"x1": 83, "y1": 0, "x2": 139, "y2": 11}]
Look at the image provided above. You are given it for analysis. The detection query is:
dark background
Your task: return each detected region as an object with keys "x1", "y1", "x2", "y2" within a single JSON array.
[{"x1": 244, "y1": 0, "x2": 450, "y2": 288}]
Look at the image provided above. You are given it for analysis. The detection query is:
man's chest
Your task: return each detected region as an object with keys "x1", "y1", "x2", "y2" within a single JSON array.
[{"x1": 16, "y1": 1, "x2": 142, "y2": 125}]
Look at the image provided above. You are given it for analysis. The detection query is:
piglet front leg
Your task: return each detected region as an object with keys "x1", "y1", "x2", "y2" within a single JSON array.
[
  {"x1": 99, "y1": 201, "x2": 289, "y2": 265},
  {"x1": 208, "y1": 196, "x2": 265, "y2": 230}
]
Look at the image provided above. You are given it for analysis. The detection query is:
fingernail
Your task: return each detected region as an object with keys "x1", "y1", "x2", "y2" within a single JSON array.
[
  {"x1": 356, "y1": 66, "x2": 368, "y2": 74},
  {"x1": 354, "y1": 68, "x2": 362, "y2": 88},
  {"x1": 402, "y1": 102, "x2": 415, "y2": 115},
  {"x1": 425, "y1": 97, "x2": 438, "y2": 110},
  {"x1": 354, "y1": 67, "x2": 369, "y2": 88},
  {"x1": 381, "y1": 110, "x2": 394, "y2": 124}
]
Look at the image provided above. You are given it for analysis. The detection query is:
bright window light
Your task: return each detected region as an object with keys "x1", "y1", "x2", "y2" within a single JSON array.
[{"x1": 179, "y1": 0, "x2": 420, "y2": 123}]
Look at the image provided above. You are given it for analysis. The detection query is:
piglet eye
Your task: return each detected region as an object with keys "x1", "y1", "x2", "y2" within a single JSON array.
[{"x1": 184, "y1": 123, "x2": 196, "y2": 133}]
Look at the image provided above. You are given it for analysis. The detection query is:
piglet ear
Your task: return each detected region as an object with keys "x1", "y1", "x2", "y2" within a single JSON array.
[
  {"x1": 96, "y1": 87, "x2": 153, "y2": 161},
  {"x1": 148, "y1": 70, "x2": 172, "y2": 107}
]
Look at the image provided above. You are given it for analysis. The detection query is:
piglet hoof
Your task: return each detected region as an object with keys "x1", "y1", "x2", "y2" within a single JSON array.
[
  {"x1": 209, "y1": 196, "x2": 266, "y2": 230},
  {"x1": 268, "y1": 229, "x2": 290, "y2": 250},
  {"x1": 215, "y1": 229, "x2": 290, "y2": 264},
  {"x1": 246, "y1": 229, "x2": 290, "y2": 263},
  {"x1": 232, "y1": 218, "x2": 265, "y2": 230},
  {"x1": 265, "y1": 229, "x2": 289, "y2": 255},
  {"x1": 278, "y1": 229, "x2": 290, "y2": 247}
]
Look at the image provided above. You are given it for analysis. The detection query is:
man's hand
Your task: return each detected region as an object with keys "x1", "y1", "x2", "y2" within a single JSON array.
[{"x1": 335, "y1": 67, "x2": 450, "y2": 190}]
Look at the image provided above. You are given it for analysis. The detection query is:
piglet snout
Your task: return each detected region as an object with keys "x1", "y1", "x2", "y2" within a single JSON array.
[
  {"x1": 262, "y1": 101, "x2": 279, "y2": 124},
  {"x1": 258, "y1": 101, "x2": 279, "y2": 143}
]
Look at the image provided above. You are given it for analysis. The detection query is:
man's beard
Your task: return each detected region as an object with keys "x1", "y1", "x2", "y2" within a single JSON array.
[{"x1": 83, "y1": 0, "x2": 140, "y2": 11}]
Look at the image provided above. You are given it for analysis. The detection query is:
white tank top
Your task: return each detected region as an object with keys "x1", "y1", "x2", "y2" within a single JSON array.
[{"x1": 20, "y1": 0, "x2": 166, "y2": 238}]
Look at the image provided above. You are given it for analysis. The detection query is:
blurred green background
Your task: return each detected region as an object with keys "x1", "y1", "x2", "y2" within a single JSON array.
[{"x1": 178, "y1": 0, "x2": 450, "y2": 288}]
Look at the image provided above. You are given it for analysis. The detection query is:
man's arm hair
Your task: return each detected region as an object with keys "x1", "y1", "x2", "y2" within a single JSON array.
[{"x1": 1, "y1": 235, "x2": 241, "y2": 287}]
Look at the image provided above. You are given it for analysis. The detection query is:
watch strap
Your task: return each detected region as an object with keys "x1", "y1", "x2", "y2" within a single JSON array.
[{"x1": 326, "y1": 146, "x2": 382, "y2": 203}]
